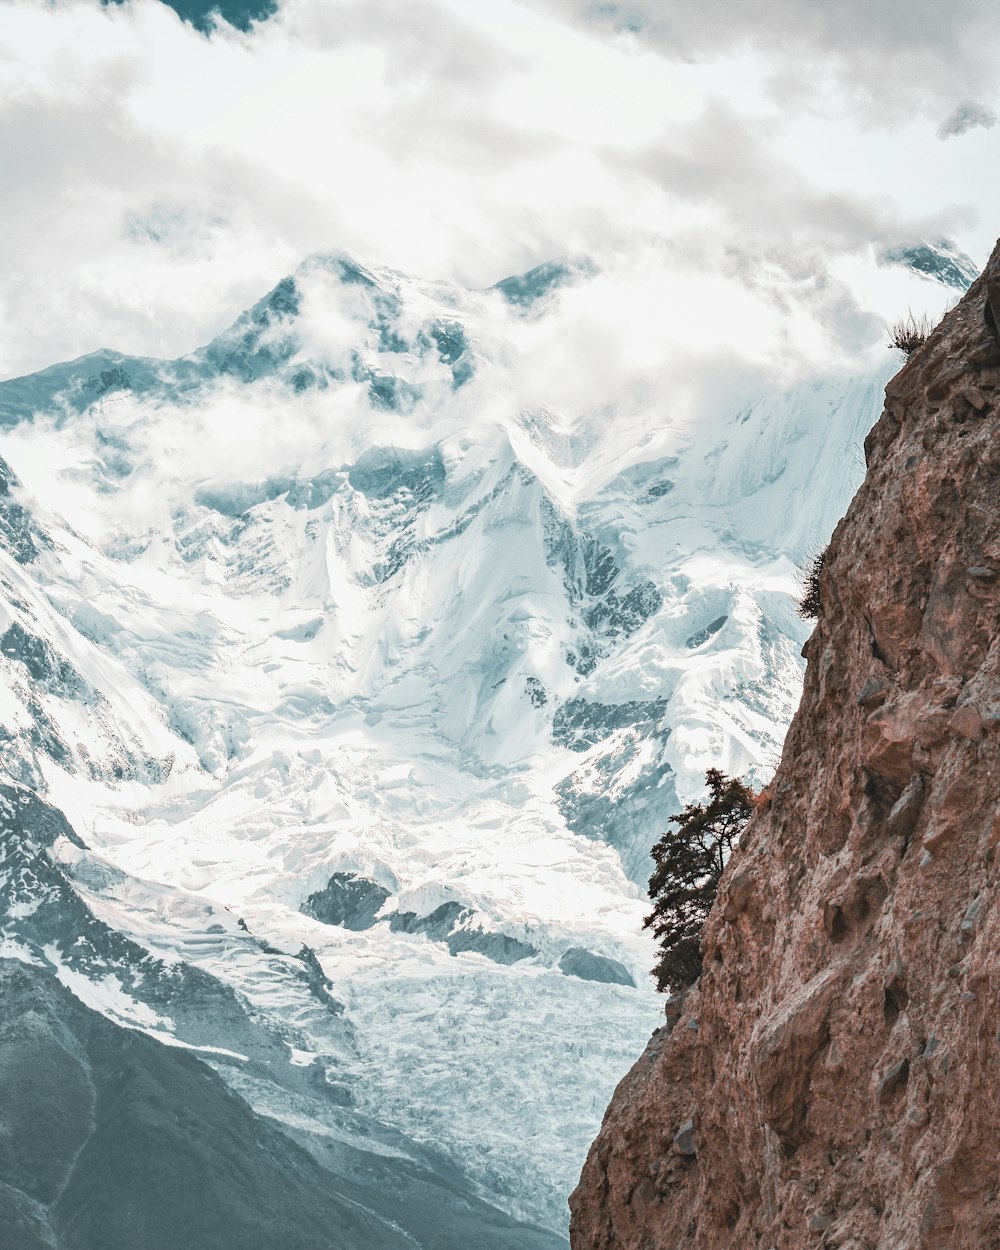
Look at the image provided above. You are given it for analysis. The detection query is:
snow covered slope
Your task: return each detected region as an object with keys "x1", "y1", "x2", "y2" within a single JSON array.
[{"x1": 0, "y1": 241, "x2": 976, "y2": 1239}]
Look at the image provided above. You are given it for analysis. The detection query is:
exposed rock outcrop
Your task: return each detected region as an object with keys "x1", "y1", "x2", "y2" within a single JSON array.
[{"x1": 570, "y1": 241, "x2": 1000, "y2": 1249}]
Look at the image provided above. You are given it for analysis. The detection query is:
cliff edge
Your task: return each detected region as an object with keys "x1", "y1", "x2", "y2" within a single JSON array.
[{"x1": 570, "y1": 240, "x2": 1000, "y2": 1250}]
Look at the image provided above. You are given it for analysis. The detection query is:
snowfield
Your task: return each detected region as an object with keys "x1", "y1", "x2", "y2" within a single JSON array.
[{"x1": 0, "y1": 243, "x2": 969, "y2": 1236}]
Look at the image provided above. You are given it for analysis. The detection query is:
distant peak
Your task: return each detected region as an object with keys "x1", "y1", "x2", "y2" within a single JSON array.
[
  {"x1": 101, "y1": 0, "x2": 277, "y2": 36},
  {"x1": 491, "y1": 258, "x2": 597, "y2": 308},
  {"x1": 879, "y1": 238, "x2": 980, "y2": 291},
  {"x1": 298, "y1": 252, "x2": 387, "y2": 289}
]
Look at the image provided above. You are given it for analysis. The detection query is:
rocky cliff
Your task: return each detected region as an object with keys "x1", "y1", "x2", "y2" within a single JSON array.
[{"x1": 569, "y1": 240, "x2": 1000, "y2": 1250}]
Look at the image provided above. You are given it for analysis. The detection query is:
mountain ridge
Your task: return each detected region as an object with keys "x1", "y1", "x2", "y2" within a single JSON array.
[{"x1": 0, "y1": 243, "x2": 960, "y2": 1239}]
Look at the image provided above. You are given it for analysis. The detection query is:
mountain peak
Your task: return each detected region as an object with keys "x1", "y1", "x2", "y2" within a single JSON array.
[{"x1": 880, "y1": 237, "x2": 980, "y2": 291}]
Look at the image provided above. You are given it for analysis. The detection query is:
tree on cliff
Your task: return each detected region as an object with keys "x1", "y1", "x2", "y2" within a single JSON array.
[{"x1": 644, "y1": 769, "x2": 755, "y2": 992}]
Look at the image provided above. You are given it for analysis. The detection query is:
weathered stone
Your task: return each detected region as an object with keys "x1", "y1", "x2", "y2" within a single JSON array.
[
  {"x1": 671, "y1": 1121, "x2": 696, "y2": 1156},
  {"x1": 951, "y1": 704, "x2": 983, "y2": 741},
  {"x1": 922, "y1": 821, "x2": 958, "y2": 852},
  {"x1": 857, "y1": 676, "x2": 889, "y2": 709},
  {"x1": 570, "y1": 240, "x2": 1000, "y2": 1250},
  {"x1": 962, "y1": 385, "x2": 989, "y2": 411},
  {"x1": 960, "y1": 894, "x2": 984, "y2": 936},
  {"x1": 663, "y1": 991, "x2": 687, "y2": 1033},
  {"x1": 968, "y1": 339, "x2": 1000, "y2": 366},
  {"x1": 925, "y1": 363, "x2": 966, "y2": 401},
  {"x1": 877, "y1": 1059, "x2": 910, "y2": 1104},
  {"x1": 722, "y1": 869, "x2": 755, "y2": 920},
  {"x1": 886, "y1": 773, "x2": 925, "y2": 838}
]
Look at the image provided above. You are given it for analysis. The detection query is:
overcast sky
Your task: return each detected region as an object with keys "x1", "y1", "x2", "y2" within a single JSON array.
[{"x1": 2, "y1": 0, "x2": 1000, "y2": 380}]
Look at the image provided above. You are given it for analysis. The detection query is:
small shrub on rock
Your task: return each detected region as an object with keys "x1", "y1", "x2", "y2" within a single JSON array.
[
  {"x1": 797, "y1": 549, "x2": 827, "y2": 620},
  {"x1": 886, "y1": 310, "x2": 934, "y2": 356}
]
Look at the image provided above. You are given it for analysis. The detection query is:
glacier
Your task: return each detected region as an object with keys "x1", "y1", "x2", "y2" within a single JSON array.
[{"x1": 0, "y1": 242, "x2": 974, "y2": 1244}]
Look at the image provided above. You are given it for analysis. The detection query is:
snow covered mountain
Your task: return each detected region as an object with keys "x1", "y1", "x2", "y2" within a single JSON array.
[{"x1": 0, "y1": 241, "x2": 976, "y2": 1244}]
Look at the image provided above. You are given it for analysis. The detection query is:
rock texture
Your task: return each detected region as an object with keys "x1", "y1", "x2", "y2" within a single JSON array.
[{"x1": 570, "y1": 241, "x2": 1000, "y2": 1250}]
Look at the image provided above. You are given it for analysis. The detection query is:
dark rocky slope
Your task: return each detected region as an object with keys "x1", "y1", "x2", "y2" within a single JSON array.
[
  {"x1": 0, "y1": 959, "x2": 411, "y2": 1250},
  {"x1": 570, "y1": 240, "x2": 1000, "y2": 1249},
  {"x1": 0, "y1": 958, "x2": 567, "y2": 1250},
  {"x1": 0, "y1": 785, "x2": 566, "y2": 1250}
]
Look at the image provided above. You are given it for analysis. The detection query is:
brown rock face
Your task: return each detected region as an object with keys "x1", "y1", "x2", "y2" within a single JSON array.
[{"x1": 570, "y1": 242, "x2": 1000, "y2": 1250}]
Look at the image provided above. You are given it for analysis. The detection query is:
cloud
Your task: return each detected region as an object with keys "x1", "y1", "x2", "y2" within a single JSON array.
[
  {"x1": 937, "y1": 101, "x2": 998, "y2": 140},
  {"x1": 0, "y1": 0, "x2": 999, "y2": 385},
  {"x1": 544, "y1": 0, "x2": 1000, "y2": 123}
]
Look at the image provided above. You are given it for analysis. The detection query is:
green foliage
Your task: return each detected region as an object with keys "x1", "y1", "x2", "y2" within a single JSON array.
[
  {"x1": 797, "y1": 548, "x2": 827, "y2": 620},
  {"x1": 644, "y1": 768, "x2": 755, "y2": 993}
]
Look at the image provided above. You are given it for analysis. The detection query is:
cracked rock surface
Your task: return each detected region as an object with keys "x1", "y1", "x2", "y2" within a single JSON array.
[{"x1": 570, "y1": 240, "x2": 1000, "y2": 1249}]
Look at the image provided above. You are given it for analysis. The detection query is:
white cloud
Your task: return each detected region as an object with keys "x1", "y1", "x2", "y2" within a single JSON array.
[
  {"x1": 0, "y1": 0, "x2": 999, "y2": 382},
  {"x1": 540, "y1": 0, "x2": 1000, "y2": 121}
]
